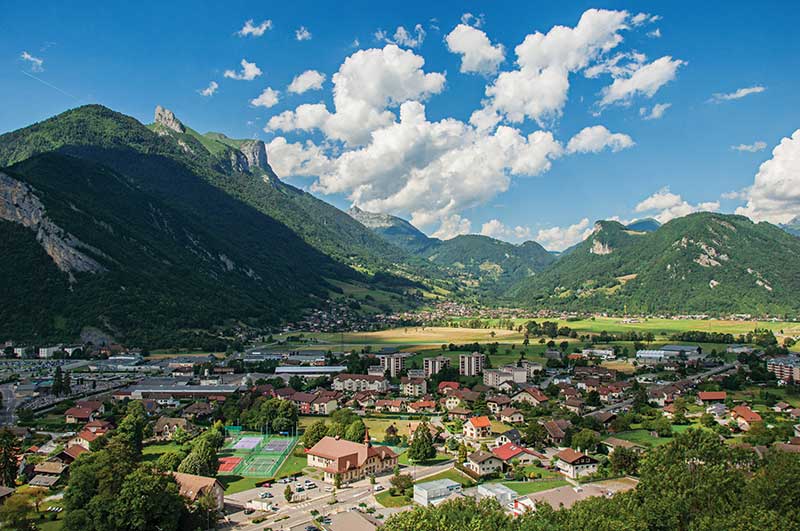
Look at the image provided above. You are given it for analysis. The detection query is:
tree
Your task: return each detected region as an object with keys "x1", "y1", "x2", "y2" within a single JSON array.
[
  {"x1": 699, "y1": 412, "x2": 716, "y2": 428},
  {"x1": 408, "y1": 422, "x2": 436, "y2": 462},
  {"x1": 303, "y1": 420, "x2": 328, "y2": 448},
  {"x1": 0, "y1": 494, "x2": 35, "y2": 530},
  {"x1": 389, "y1": 473, "x2": 413, "y2": 496},
  {"x1": 178, "y1": 438, "x2": 216, "y2": 476},
  {"x1": 672, "y1": 397, "x2": 689, "y2": 425},
  {"x1": 110, "y1": 465, "x2": 184, "y2": 531},
  {"x1": 0, "y1": 429, "x2": 19, "y2": 487},
  {"x1": 585, "y1": 390, "x2": 601, "y2": 407},
  {"x1": 63, "y1": 370, "x2": 72, "y2": 395},
  {"x1": 571, "y1": 429, "x2": 600, "y2": 454},
  {"x1": 52, "y1": 366, "x2": 64, "y2": 396},
  {"x1": 116, "y1": 401, "x2": 148, "y2": 454},
  {"x1": 345, "y1": 419, "x2": 367, "y2": 443},
  {"x1": 156, "y1": 451, "x2": 186, "y2": 472},
  {"x1": 334, "y1": 473, "x2": 342, "y2": 489},
  {"x1": 609, "y1": 447, "x2": 640, "y2": 475},
  {"x1": 284, "y1": 485, "x2": 293, "y2": 503},
  {"x1": 523, "y1": 422, "x2": 547, "y2": 449}
]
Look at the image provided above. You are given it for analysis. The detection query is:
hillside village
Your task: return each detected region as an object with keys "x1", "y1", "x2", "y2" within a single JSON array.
[{"x1": 1, "y1": 319, "x2": 799, "y2": 530}]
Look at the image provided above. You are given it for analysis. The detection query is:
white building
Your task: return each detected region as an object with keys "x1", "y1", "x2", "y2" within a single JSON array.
[
  {"x1": 581, "y1": 348, "x2": 615, "y2": 360},
  {"x1": 423, "y1": 356, "x2": 450, "y2": 377},
  {"x1": 500, "y1": 365, "x2": 528, "y2": 384},
  {"x1": 332, "y1": 374, "x2": 389, "y2": 393},
  {"x1": 459, "y1": 352, "x2": 485, "y2": 377},
  {"x1": 483, "y1": 369, "x2": 514, "y2": 388},
  {"x1": 378, "y1": 353, "x2": 406, "y2": 378},
  {"x1": 413, "y1": 479, "x2": 463, "y2": 506},
  {"x1": 477, "y1": 483, "x2": 518, "y2": 506}
]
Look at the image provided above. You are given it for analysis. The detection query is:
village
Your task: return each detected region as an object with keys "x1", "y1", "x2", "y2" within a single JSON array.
[{"x1": 0, "y1": 318, "x2": 799, "y2": 530}]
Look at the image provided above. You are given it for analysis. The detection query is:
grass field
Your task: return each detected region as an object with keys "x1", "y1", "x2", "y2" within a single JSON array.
[
  {"x1": 375, "y1": 489, "x2": 412, "y2": 508},
  {"x1": 398, "y1": 451, "x2": 451, "y2": 466},
  {"x1": 415, "y1": 467, "x2": 475, "y2": 487},
  {"x1": 500, "y1": 478, "x2": 569, "y2": 495}
]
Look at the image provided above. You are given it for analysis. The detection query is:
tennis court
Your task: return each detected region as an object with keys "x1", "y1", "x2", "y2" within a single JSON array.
[
  {"x1": 217, "y1": 456, "x2": 242, "y2": 473},
  {"x1": 218, "y1": 432, "x2": 299, "y2": 478}
]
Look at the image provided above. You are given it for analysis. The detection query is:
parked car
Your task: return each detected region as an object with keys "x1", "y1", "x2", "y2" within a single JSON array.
[
  {"x1": 374, "y1": 485, "x2": 384, "y2": 492},
  {"x1": 306, "y1": 483, "x2": 317, "y2": 489},
  {"x1": 244, "y1": 508, "x2": 255, "y2": 515},
  {"x1": 259, "y1": 492, "x2": 273, "y2": 499}
]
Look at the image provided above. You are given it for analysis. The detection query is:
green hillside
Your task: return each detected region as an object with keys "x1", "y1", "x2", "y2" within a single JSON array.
[
  {"x1": 509, "y1": 213, "x2": 800, "y2": 315},
  {"x1": 0, "y1": 153, "x2": 344, "y2": 347},
  {"x1": 348, "y1": 206, "x2": 437, "y2": 253}
]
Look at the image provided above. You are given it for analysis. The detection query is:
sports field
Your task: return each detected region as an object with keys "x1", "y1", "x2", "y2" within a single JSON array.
[{"x1": 217, "y1": 432, "x2": 298, "y2": 478}]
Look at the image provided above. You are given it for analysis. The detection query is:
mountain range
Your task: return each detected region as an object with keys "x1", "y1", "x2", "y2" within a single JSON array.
[{"x1": 2, "y1": 104, "x2": 800, "y2": 347}]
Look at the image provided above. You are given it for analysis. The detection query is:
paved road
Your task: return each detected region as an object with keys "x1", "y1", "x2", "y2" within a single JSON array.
[
  {"x1": 226, "y1": 460, "x2": 455, "y2": 530},
  {"x1": 0, "y1": 384, "x2": 16, "y2": 426}
]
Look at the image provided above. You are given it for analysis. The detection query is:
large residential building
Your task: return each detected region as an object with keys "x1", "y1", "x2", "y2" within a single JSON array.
[
  {"x1": 378, "y1": 353, "x2": 406, "y2": 378},
  {"x1": 767, "y1": 356, "x2": 800, "y2": 382},
  {"x1": 332, "y1": 373, "x2": 390, "y2": 393},
  {"x1": 555, "y1": 448, "x2": 598, "y2": 479},
  {"x1": 459, "y1": 352, "x2": 485, "y2": 377},
  {"x1": 483, "y1": 369, "x2": 514, "y2": 388},
  {"x1": 171, "y1": 472, "x2": 225, "y2": 510},
  {"x1": 400, "y1": 377, "x2": 427, "y2": 397},
  {"x1": 581, "y1": 348, "x2": 615, "y2": 360},
  {"x1": 306, "y1": 434, "x2": 397, "y2": 483},
  {"x1": 423, "y1": 356, "x2": 450, "y2": 377}
]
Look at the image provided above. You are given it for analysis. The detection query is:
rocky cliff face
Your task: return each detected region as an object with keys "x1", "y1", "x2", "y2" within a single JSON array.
[
  {"x1": 0, "y1": 172, "x2": 107, "y2": 280},
  {"x1": 229, "y1": 150, "x2": 250, "y2": 173},
  {"x1": 154, "y1": 105, "x2": 185, "y2": 133},
  {"x1": 239, "y1": 140, "x2": 268, "y2": 171}
]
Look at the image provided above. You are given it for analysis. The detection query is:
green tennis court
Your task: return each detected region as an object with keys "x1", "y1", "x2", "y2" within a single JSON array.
[{"x1": 218, "y1": 433, "x2": 299, "y2": 478}]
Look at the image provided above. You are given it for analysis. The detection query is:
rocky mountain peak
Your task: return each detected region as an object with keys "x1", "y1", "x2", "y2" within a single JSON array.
[
  {"x1": 239, "y1": 140, "x2": 268, "y2": 171},
  {"x1": 154, "y1": 105, "x2": 185, "y2": 133}
]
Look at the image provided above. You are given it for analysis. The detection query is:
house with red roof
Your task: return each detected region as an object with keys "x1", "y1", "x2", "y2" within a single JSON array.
[
  {"x1": 438, "y1": 381, "x2": 460, "y2": 394},
  {"x1": 697, "y1": 391, "x2": 727, "y2": 404},
  {"x1": 491, "y1": 442, "x2": 543, "y2": 466},
  {"x1": 64, "y1": 407, "x2": 94, "y2": 424},
  {"x1": 732, "y1": 405, "x2": 762, "y2": 431},
  {"x1": 463, "y1": 416, "x2": 492, "y2": 439},
  {"x1": 511, "y1": 387, "x2": 549, "y2": 406}
]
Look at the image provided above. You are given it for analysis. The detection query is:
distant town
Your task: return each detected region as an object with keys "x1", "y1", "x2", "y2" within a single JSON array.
[{"x1": 0, "y1": 309, "x2": 798, "y2": 530}]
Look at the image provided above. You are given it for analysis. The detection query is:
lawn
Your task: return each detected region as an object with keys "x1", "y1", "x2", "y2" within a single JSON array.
[
  {"x1": 500, "y1": 479, "x2": 569, "y2": 495},
  {"x1": 398, "y1": 451, "x2": 451, "y2": 466},
  {"x1": 615, "y1": 424, "x2": 703, "y2": 448},
  {"x1": 375, "y1": 489, "x2": 412, "y2": 508},
  {"x1": 218, "y1": 475, "x2": 271, "y2": 495},
  {"x1": 415, "y1": 467, "x2": 475, "y2": 487},
  {"x1": 142, "y1": 441, "x2": 185, "y2": 459}
]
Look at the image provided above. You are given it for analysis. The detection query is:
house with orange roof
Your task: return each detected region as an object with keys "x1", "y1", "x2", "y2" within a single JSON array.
[
  {"x1": 463, "y1": 416, "x2": 492, "y2": 439},
  {"x1": 511, "y1": 387, "x2": 549, "y2": 406},
  {"x1": 732, "y1": 405, "x2": 762, "y2": 431},
  {"x1": 491, "y1": 442, "x2": 543, "y2": 466},
  {"x1": 697, "y1": 391, "x2": 727, "y2": 404}
]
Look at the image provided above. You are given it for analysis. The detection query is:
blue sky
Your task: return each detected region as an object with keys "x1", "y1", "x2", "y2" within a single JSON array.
[{"x1": 3, "y1": 1, "x2": 800, "y2": 250}]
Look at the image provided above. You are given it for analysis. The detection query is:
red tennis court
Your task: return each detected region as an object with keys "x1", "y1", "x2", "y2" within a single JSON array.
[{"x1": 217, "y1": 456, "x2": 242, "y2": 473}]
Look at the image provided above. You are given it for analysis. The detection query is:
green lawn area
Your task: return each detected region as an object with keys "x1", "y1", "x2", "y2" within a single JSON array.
[
  {"x1": 522, "y1": 465, "x2": 561, "y2": 479},
  {"x1": 272, "y1": 451, "x2": 308, "y2": 479},
  {"x1": 375, "y1": 489, "x2": 412, "y2": 508},
  {"x1": 415, "y1": 467, "x2": 475, "y2": 487},
  {"x1": 500, "y1": 479, "x2": 569, "y2": 495},
  {"x1": 398, "y1": 451, "x2": 451, "y2": 466},
  {"x1": 218, "y1": 475, "x2": 270, "y2": 495},
  {"x1": 142, "y1": 441, "x2": 186, "y2": 461}
]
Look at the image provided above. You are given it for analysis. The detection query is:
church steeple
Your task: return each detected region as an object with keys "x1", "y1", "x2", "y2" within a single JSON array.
[{"x1": 364, "y1": 427, "x2": 371, "y2": 447}]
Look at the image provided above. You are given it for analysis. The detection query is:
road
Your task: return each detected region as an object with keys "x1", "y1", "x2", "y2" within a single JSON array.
[
  {"x1": 226, "y1": 460, "x2": 455, "y2": 530},
  {"x1": 0, "y1": 384, "x2": 16, "y2": 426}
]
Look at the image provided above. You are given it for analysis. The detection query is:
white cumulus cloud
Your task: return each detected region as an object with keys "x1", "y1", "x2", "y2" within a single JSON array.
[
  {"x1": 480, "y1": 219, "x2": 532, "y2": 242},
  {"x1": 735, "y1": 130, "x2": 800, "y2": 223},
  {"x1": 709, "y1": 85, "x2": 765, "y2": 103},
  {"x1": 267, "y1": 44, "x2": 445, "y2": 146},
  {"x1": 599, "y1": 56, "x2": 685, "y2": 107},
  {"x1": 295, "y1": 26, "x2": 312, "y2": 41},
  {"x1": 198, "y1": 81, "x2": 218, "y2": 97},
  {"x1": 250, "y1": 87, "x2": 280, "y2": 108},
  {"x1": 480, "y1": 8, "x2": 630, "y2": 126},
  {"x1": 535, "y1": 218, "x2": 593, "y2": 251},
  {"x1": 445, "y1": 24, "x2": 505, "y2": 74},
  {"x1": 224, "y1": 59, "x2": 262, "y2": 81},
  {"x1": 432, "y1": 214, "x2": 472, "y2": 240},
  {"x1": 639, "y1": 102, "x2": 671, "y2": 120},
  {"x1": 566, "y1": 125, "x2": 635, "y2": 154},
  {"x1": 635, "y1": 187, "x2": 720, "y2": 223},
  {"x1": 237, "y1": 19, "x2": 272, "y2": 37},
  {"x1": 288, "y1": 70, "x2": 326, "y2": 94},
  {"x1": 266, "y1": 137, "x2": 331, "y2": 179}
]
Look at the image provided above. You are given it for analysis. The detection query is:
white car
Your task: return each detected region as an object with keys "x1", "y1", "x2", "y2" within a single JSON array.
[{"x1": 373, "y1": 485, "x2": 384, "y2": 492}]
